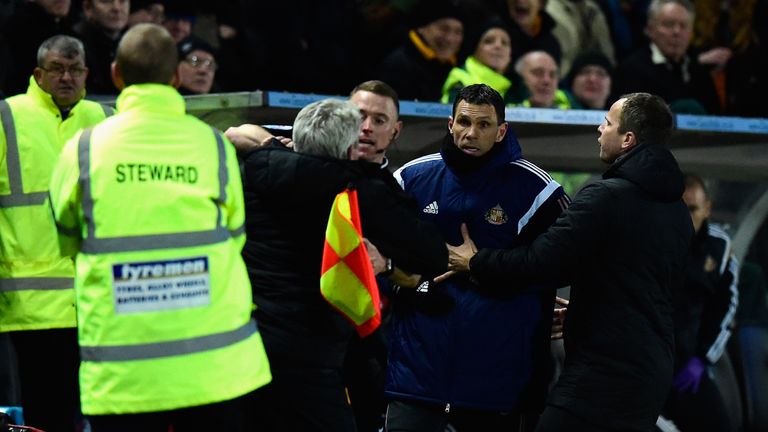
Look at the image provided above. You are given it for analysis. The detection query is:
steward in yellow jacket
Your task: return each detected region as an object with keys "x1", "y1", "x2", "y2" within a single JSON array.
[
  {"x1": 0, "y1": 35, "x2": 112, "y2": 432},
  {"x1": 49, "y1": 24, "x2": 270, "y2": 431}
]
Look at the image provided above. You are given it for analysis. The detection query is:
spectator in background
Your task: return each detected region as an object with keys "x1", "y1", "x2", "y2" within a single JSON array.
[
  {"x1": 73, "y1": 0, "x2": 130, "y2": 96},
  {"x1": 1, "y1": 0, "x2": 75, "y2": 97},
  {"x1": 374, "y1": 0, "x2": 464, "y2": 101},
  {"x1": 483, "y1": 0, "x2": 562, "y2": 71},
  {"x1": 127, "y1": 0, "x2": 164, "y2": 26},
  {"x1": 441, "y1": 17, "x2": 517, "y2": 105},
  {"x1": 565, "y1": 50, "x2": 614, "y2": 110},
  {"x1": 690, "y1": 0, "x2": 768, "y2": 117},
  {"x1": 232, "y1": 1, "x2": 362, "y2": 94},
  {"x1": 514, "y1": 50, "x2": 573, "y2": 108},
  {"x1": 177, "y1": 36, "x2": 218, "y2": 94},
  {"x1": 596, "y1": 0, "x2": 640, "y2": 62},
  {"x1": 161, "y1": 0, "x2": 194, "y2": 42},
  {"x1": 551, "y1": 51, "x2": 614, "y2": 196},
  {"x1": 546, "y1": 0, "x2": 616, "y2": 79},
  {"x1": 663, "y1": 174, "x2": 739, "y2": 432},
  {"x1": 613, "y1": 0, "x2": 720, "y2": 114}
]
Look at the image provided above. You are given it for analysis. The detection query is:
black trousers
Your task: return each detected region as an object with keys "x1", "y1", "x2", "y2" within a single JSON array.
[
  {"x1": 245, "y1": 365, "x2": 357, "y2": 432},
  {"x1": 88, "y1": 392, "x2": 250, "y2": 432},
  {"x1": 9, "y1": 328, "x2": 80, "y2": 432},
  {"x1": 534, "y1": 405, "x2": 612, "y2": 432},
  {"x1": 385, "y1": 399, "x2": 534, "y2": 432}
]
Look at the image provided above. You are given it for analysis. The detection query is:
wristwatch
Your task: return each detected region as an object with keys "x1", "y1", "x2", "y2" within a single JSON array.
[{"x1": 381, "y1": 258, "x2": 394, "y2": 277}]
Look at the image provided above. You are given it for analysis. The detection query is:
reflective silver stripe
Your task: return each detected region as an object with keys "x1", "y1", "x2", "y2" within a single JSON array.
[
  {"x1": 77, "y1": 127, "x2": 234, "y2": 254},
  {"x1": 0, "y1": 191, "x2": 47, "y2": 206},
  {"x1": 1, "y1": 100, "x2": 48, "y2": 208},
  {"x1": 0, "y1": 277, "x2": 74, "y2": 292},
  {"x1": 0, "y1": 100, "x2": 21, "y2": 192},
  {"x1": 80, "y1": 318, "x2": 258, "y2": 362},
  {"x1": 81, "y1": 227, "x2": 231, "y2": 253},
  {"x1": 230, "y1": 224, "x2": 245, "y2": 237},
  {"x1": 101, "y1": 104, "x2": 115, "y2": 117},
  {"x1": 213, "y1": 127, "x2": 226, "y2": 227},
  {"x1": 78, "y1": 128, "x2": 96, "y2": 239}
]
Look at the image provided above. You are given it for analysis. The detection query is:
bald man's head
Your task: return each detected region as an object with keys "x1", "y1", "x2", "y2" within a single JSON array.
[{"x1": 114, "y1": 23, "x2": 178, "y2": 87}]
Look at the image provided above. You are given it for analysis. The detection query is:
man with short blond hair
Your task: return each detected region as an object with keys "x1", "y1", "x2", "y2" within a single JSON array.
[{"x1": 49, "y1": 24, "x2": 271, "y2": 431}]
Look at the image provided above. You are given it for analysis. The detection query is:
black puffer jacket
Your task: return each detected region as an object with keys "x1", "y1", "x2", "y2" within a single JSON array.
[
  {"x1": 471, "y1": 144, "x2": 693, "y2": 431},
  {"x1": 241, "y1": 143, "x2": 447, "y2": 369}
]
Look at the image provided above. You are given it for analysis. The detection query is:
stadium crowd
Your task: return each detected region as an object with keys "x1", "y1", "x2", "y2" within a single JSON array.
[{"x1": 1, "y1": 0, "x2": 767, "y2": 116}]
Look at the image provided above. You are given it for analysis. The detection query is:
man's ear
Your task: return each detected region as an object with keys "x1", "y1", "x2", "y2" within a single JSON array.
[
  {"x1": 33, "y1": 67, "x2": 44, "y2": 86},
  {"x1": 622, "y1": 130, "x2": 636, "y2": 151},
  {"x1": 170, "y1": 67, "x2": 181, "y2": 89},
  {"x1": 110, "y1": 62, "x2": 125, "y2": 91},
  {"x1": 392, "y1": 120, "x2": 403, "y2": 140},
  {"x1": 448, "y1": 117, "x2": 454, "y2": 133},
  {"x1": 496, "y1": 122, "x2": 508, "y2": 142}
]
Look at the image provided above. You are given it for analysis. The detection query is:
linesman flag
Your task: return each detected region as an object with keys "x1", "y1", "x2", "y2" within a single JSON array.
[{"x1": 320, "y1": 187, "x2": 381, "y2": 337}]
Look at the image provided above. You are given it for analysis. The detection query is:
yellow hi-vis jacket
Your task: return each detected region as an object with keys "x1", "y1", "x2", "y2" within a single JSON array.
[
  {"x1": 0, "y1": 77, "x2": 113, "y2": 332},
  {"x1": 49, "y1": 84, "x2": 271, "y2": 415}
]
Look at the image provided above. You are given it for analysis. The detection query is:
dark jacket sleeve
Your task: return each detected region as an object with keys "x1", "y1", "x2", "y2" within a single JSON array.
[
  {"x1": 515, "y1": 187, "x2": 570, "y2": 247},
  {"x1": 697, "y1": 255, "x2": 740, "y2": 363},
  {"x1": 470, "y1": 183, "x2": 607, "y2": 289},
  {"x1": 357, "y1": 179, "x2": 448, "y2": 279}
]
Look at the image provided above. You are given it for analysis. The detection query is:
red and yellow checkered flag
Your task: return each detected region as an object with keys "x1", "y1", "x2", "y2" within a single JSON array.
[{"x1": 320, "y1": 187, "x2": 381, "y2": 337}]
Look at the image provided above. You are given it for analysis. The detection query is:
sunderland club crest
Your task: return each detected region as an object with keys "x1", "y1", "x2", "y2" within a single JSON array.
[{"x1": 485, "y1": 204, "x2": 508, "y2": 225}]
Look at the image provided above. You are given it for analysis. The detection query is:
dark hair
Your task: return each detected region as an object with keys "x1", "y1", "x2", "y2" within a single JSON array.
[
  {"x1": 452, "y1": 84, "x2": 505, "y2": 124},
  {"x1": 351, "y1": 80, "x2": 400, "y2": 116},
  {"x1": 408, "y1": 0, "x2": 464, "y2": 29},
  {"x1": 618, "y1": 93, "x2": 674, "y2": 146},
  {"x1": 565, "y1": 50, "x2": 614, "y2": 85},
  {"x1": 178, "y1": 35, "x2": 216, "y2": 59},
  {"x1": 116, "y1": 23, "x2": 178, "y2": 86}
]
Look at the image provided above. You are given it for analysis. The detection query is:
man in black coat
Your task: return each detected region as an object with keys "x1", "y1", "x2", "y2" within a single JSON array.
[
  {"x1": 73, "y1": 0, "x2": 130, "y2": 95},
  {"x1": 227, "y1": 99, "x2": 447, "y2": 431},
  {"x1": 613, "y1": 0, "x2": 720, "y2": 114},
  {"x1": 444, "y1": 92, "x2": 693, "y2": 431},
  {"x1": 373, "y1": 1, "x2": 464, "y2": 102},
  {"x1": 1, "y1": 0, "x2": 75, "y2": 96}
]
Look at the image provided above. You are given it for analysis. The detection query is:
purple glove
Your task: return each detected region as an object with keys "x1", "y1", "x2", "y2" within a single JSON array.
[{"x1": 673, "y1": 356, "x2": 706, "y2": 394}]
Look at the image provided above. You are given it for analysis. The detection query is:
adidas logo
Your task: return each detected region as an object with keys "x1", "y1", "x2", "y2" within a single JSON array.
[
  {"x1": 423, "y1": 201, "x2": 439, "y2": 214},
  {"x1": 416, "y1": 280, "x2": 430, "y2": 293}
]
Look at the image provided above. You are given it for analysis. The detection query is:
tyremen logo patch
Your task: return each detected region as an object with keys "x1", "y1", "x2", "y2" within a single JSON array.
[
  {"x1": 112, "y1": 257, "x2": 211, "y2": 314},
  {"x1": 485, "y1": 204, "x2": 508, "y2": 225}
]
